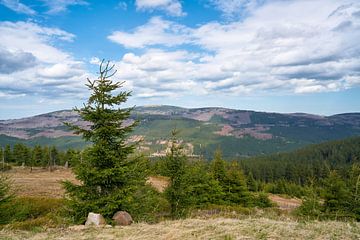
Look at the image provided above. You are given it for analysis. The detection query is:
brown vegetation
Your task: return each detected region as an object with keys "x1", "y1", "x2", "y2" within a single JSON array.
[
  {"x1": 4, "y1": 167, "x2": 78, "y2": 198},
  {"x1": 1, "y1": 217, "x2": 359, "y2": 240}
]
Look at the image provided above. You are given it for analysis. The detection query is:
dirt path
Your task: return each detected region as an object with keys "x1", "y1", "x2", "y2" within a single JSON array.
[{"x1": 268, "y1": 194, "x2": 302, "y2": 210}]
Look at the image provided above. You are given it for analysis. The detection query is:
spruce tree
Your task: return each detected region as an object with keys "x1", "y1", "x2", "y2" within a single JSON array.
[
  {"x1": 163, "y1": 129, "x2": 190, "y2": 218},
  {"x1": 211, "y1": 149, "x2": 226, "y2": 182},
  {"x1": 32, "y1": 145, "x2": 43, "y2": 167},
  {"x1": 4, "y1": 145, "x2": 12, "y2": 163},
  {"x1": 348, "y1": 164, "x2": 360, "y2": 220},
  {"x1": 246, "y1": 172, "x2": 258, "y2": 192},
  {"x1": 222, "y1": 161, "x2": 251, "y2": 205},
  {"x1": 50, "y1": 146, "x2": 59, "y2": 167},
  {"x1": 322, "y1": 171, "x2": 350, "y2": 216},
  {"x1": 63, "y1": 60, "x2": 146, "y2": 222}
]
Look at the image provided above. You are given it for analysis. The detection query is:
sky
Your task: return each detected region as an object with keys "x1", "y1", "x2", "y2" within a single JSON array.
[{"x1": 0, "y1": 0, "x2": 360, "y2": 119}]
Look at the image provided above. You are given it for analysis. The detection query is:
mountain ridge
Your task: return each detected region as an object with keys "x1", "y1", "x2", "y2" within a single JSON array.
[
  {"x1": 1, "y1": 105, "x2": 359, "y2": 158},
  {"x1": 3, "y1": 104, "x2": 359, "y2": 121}
]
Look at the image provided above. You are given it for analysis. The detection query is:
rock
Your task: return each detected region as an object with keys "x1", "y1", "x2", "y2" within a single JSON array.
[
  {"x1": 85, "y1": 212, "x2": 106, "y2": 226},
  {"x1": 112, "y1": 211, "x2": 133, "y2": 226}
]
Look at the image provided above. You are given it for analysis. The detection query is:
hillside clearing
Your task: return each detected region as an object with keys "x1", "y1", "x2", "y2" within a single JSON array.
[
  {"x1": 1, "y1": 217, "x2": 359, "y2": 240},
  {"x1": 4, "y1": 167, "x2": 78, "y2": 198}
]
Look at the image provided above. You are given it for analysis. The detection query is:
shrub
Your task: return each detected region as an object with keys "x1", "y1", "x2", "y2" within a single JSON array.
[
  {"x1": 0, "y1": 197, "x2": 65, "y2": 227},
  {"x1": 250, "y1": 192, "x2": 273, "y2": 208}
]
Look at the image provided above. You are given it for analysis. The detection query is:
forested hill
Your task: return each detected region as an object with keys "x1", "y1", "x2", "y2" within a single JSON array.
[
  {"x1": 0, "y1": 105, "x2": 360, "y2": 158},
  {"x1": 240, "y1": 136, "x2": 360, "y2": 184}
]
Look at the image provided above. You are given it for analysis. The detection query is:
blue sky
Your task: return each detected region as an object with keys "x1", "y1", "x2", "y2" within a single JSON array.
[{"x1": 0, "y1": 0, "x2": 360, "y2": 119}]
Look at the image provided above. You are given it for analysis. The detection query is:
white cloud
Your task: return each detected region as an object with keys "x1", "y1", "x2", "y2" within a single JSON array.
[
  {"x1": 37, "y1": 63, "x2": 84, "y2": 79},
  {"x1": 208, "y1": 0, "x2": 263, "y2": 18},
  {"x1": 0, "y1": 21, "x2": 75, "y2": 63},
  {"x1": 108, "y1": 16, "x2": 192, "y2": 48},
  {"x1": 40, "y1": 0, "x2": 88, "y2": 14},
  {"x1": 108, "y1": 0, "x2": 360, "y2": 97},
  {"x1": 135, "y1": 0, "x2": 185, "y2": 17},
  {"x1": 0, "y1": 0, "x2": 36, "y2": 15},
  {"x1": 112, "y1": 49, "x2": 200, "y2": 98},
  {"x1": 0, "y1": 21, "x2": 90, "y2": 101}
]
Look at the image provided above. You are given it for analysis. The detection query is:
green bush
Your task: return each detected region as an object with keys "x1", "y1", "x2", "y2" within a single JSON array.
[
  {"x1": 8, "y1": 216, "x2": 58, "y2": 231},
  {"x1": 121, "y1": 185, "x2": 170, "y2": 223},
  {"x1": 250, "y1": 192, "x2": 273, "y2": 208},
  {"x1": 295, "y1": 196, "x2": 322, "y2": 220},
  {"x1": 0, "y1": 197, "x2": 65, "y2": 227},
  {"x1": 0, "y1": 175, "x2": 12, "y2": 204}
]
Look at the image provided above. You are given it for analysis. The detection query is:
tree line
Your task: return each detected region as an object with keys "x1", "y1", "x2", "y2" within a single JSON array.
[
  {"x1": 239, "y1": 136, "x2": 360, "y2": 185},
  {"x1": 0, "y1": 144, "x2": 80, "y2": 170}
]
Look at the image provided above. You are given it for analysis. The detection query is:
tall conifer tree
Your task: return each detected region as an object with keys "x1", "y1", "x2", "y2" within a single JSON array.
[{"x1": 63, "y1": 60, "x2": 146, "y2": 222}]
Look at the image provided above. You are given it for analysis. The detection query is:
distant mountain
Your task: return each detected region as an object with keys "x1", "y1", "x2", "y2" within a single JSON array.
[{"x1": 1, "y1": 105, "x2": 360, "y2": 158}]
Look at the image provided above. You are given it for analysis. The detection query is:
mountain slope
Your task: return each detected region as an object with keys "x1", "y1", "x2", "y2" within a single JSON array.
[
  {"x1": 240, "y1": 136, "x2": 360, "y2": 183},
  {"x1": 0, "y1": 106, "x2": 359, "y2": 158}
]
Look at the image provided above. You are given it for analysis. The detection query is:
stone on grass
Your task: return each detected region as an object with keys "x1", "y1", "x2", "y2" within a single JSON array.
[
  {"x1": 112, "y1": 211, "x2": 133, "y2": 226},
  {"x1": 85, "y1": 212, "x2": 106, "y2": 226}
]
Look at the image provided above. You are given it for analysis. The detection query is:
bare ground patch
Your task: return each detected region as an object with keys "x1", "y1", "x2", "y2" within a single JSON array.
[{"x1": 268, "y1": 194, "x2": 302, "y2": 210}]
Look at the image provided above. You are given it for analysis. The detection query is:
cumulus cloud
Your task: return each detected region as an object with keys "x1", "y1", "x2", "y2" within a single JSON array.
[
  {"x1": 0, "y1": 21, "x2": 75, "y2": 63},
  {"x1": 108, "y1": 0, "x2": 360, "y2": 97},
  {"x1": 0, "y1": 48, "x2": 37, "y2": 73},
  {"x1": 113, "y1": 49, "x2": 199, "y2": 98},
  {"x1": 135, "y1": 0, "x2": 185, "y2": 17},
  {"x1": 108, "y1": 16, "x2": 191, "y2": 48},
  {"x1": 37, "y1": 62, "x2": 85, "y2": 79},
  {"x1": 0, "y1": 21, "x2": 90, "y2": 100},
  {"x1": 0, "y1": 0, "x2": 36, "y2": 15}
]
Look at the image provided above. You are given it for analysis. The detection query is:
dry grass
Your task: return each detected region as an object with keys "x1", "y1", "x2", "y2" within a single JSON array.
[
  {"x1": 2, "y1": 167, "x2": 359, "y2": 239},
  {"x1": 1, "y1": 217, "x2": 359, "y2": 240},
  {"x1": 4, "y1": 167, "x2": 167, "y2": 198},
  {"x1": 146, "y1": 176, "x2": 169, "y2": 192},
  {"x1": 4, "y1": 167, "x2": 78, "y2": 198}
]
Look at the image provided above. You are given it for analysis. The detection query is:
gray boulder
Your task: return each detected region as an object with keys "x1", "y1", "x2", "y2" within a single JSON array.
[
  {"x1": 85, "y1": 212, "x2": 106, "y2": 226},
  {"x1": 112, "y1": 211, "x2": 133, "y2": 226}
]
